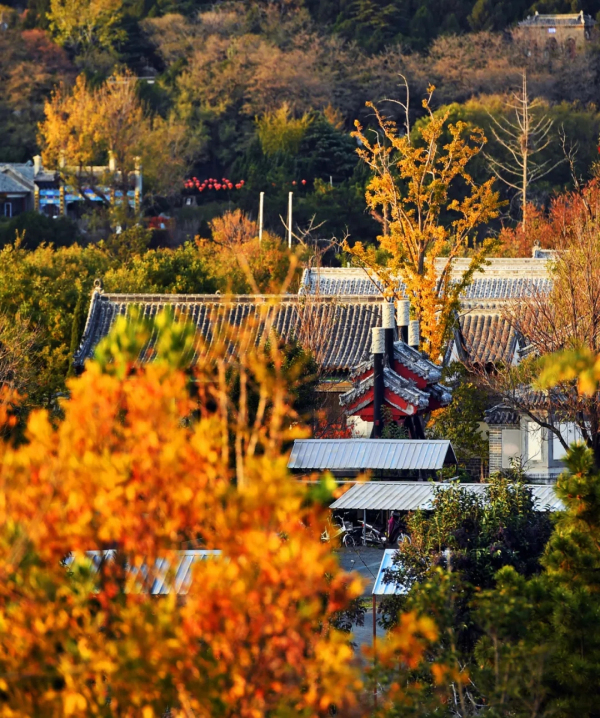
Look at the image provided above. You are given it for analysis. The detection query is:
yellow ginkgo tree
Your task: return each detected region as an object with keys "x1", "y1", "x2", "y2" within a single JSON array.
[{"x1": 346, "y1": 86, "x2": 501, "y2": 359}]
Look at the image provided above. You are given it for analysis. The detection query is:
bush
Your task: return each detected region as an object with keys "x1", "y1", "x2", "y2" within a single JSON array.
[{"x1": 0, "y1": 212, "x2": 81, "y2": 249}]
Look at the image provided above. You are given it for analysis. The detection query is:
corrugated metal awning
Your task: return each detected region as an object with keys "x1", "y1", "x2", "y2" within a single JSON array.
[
  {"x1": 372, "y1": 549, "x2": 408, "y2": 596},
  {"x1": 65, "y1": 549, "x2": 221, "y2": 595},
  {"x1": 288, "y1": 440, "x2": 457, "y2": 472},
  {"x1": 330, "y1": 481, "x2": 563, "y2": 512}
]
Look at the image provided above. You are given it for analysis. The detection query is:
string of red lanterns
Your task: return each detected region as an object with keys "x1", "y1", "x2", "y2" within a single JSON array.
[
  {"x1": 183, "y1": 177, "x2": 245, "y2": 191},
  {"x1": 183, "y1": 178, "x2": 309, "y2": 191}
]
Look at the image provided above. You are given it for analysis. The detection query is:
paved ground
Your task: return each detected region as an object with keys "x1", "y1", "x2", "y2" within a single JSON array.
[
  {"x1": 353, "y1": 607, "x2": 386, "y2": 648},
  {"x1": 336, "y1": 546, "x2": 386, "y2": 595},
  {"x1": 335, "y1": 546, "x2": 388, "y2": 649}
]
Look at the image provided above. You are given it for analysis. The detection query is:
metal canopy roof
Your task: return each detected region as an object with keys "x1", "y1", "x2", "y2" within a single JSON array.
[
  {"x1": 372, "y1": 549, "x2": 408, "y2": 596},
  {"x1": 330, "y1": 481, "x2": 563, "y2": 512},
  {"x1": 65, "y1": 549, "x2": 221, "y2": 595},
  {"x1": 288, "y1": 439, "x2": 457, "y2": 472}
]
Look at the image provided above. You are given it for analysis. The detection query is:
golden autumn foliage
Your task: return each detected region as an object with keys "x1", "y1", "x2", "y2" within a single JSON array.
[
  {"x1": 346, "y1": 87, "x2": 501, "y2": 359},
  {"x1": 197, "y1": 210, "x2": 301, "y2": 294},
  {"x1": 0, "y1": 311, "x2": 369, "y2": 717},
  {"x1": 39, "y1": 71, "x2": 197, "y2": 198}
]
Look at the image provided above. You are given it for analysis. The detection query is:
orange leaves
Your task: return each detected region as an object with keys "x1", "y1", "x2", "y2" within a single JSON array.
[
  {"x1": 368, "y1": 611, "x2": 438, "y2": 673},
  {"x1": 0, "y1": 313, "x2": 366, "y2": 716}
]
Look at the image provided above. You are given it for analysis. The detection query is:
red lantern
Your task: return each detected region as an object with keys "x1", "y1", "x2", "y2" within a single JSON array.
[
  {"x1": 240, "y1": 180, "x2": 245, "y2": 185},
  {"x1": 301, "y1": 179, "x2": 306, "y2": 185},
  {"x1": 292, "y1": 180, "x2": 296, "y2": 185},
  {"x1": 235, "y1": 183, "x2": 241, "y2": 189},
  {"x1": 215, "y1": 183, "x2": 221, "y2": 190}
]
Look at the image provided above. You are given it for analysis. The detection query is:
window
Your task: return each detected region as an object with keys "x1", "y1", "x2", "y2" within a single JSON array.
[
  {"x1": 525, "y1": 423, "x2": 543, "y2": 462},
  {"x1": 502, "y1": 429, "x2": 521, "y2": 469},
  {"x1": 3, "y1": 202, "x2": 12, "y2": 218},
  {"x1": 553, "y1": 422, "x2": 584, "y2": 461}
]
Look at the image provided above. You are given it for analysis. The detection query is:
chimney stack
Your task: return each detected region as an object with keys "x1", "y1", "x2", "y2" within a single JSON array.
[
  {"x1": 408, "y1": 320, "x2": 420, "y2": 351},
  {"x1": 33, "y1": 155, "x2": 42, "y2": 176},
  {"x1": 372, "y1": 327, "x2": 385, "y2": 438},
  {"x1": 382, "y1": 300, "x2": 395, "y2": 366},
  {"x1": 397, "y1": 299, "x2": 410, "y2": 344}
]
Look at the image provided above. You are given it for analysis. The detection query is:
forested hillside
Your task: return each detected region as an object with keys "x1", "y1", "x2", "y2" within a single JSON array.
[{"x1": 3, "y1": 0, "x2": 600, "y2": 240}]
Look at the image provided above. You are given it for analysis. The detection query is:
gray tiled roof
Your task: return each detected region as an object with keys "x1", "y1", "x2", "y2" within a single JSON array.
[
  {"x1": 461, "y1": 277, "x2": 551, "y2": 300},
  {"x1": 459, "y1": 313, "x2": 518, "y2": 365},
  {"x1": 0, "y1": 168, "x2": 32, "y2": 193},
  {"x1": 301, "y1": 262, "x2": 552, "y2": 300},
  {"x1": 0, "y1": 163, "x2": 57, "y2": 186},
  {"x1": 485, "y1": 405, "x2": 520, "y2": 425},
  {"x1": 74, "y1": 292, "x2": 385, "y2": 372},
  {"x1": 0, "y1": 163, "x2": 34, "y2": 181},
  {"x1": 301, "y1": 268, "x2": 393, "y2": 296}
]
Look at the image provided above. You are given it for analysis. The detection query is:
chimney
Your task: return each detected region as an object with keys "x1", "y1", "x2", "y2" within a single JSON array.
[
  {"x1": 372, "y1": 327, "x2": 385, "y2": 438},
  {"x1": 108, "y1": 151, "x2": 117, "y2": 173},
  {"x1": 33, "y1": 155, "x2": 42, "y2": 176},
  {"x1": 408, "y1": 320, "x2": 420, "y2": 351},
  {"x1": 382, "y1": 300, "x2": 395, "y2": 366},
  {"x1": 397, "y1": 299, "x2": 410, "y2": 343}
]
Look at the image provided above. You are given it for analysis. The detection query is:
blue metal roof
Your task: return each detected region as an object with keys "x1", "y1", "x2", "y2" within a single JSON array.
[{"x1": 372, "y1": 549, "x2": 408, "y2": 596}]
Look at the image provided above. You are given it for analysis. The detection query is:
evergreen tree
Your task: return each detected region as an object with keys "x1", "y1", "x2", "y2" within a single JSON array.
[{"x1": 67, "y1": 290, "x2": 83, "y2": 378}]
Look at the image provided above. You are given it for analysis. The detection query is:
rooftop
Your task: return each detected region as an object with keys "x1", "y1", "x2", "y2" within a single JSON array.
[
  {"x1": 74, "y1": 291, "x2": 385, "y2": 372},
  {"x1": 518, "y1": 11, "x2": 596, "y2": 27},
  {"x1": 330, "y1": 481, "x2": 562, "y2": 511},
  {"x1": 288, "y1": 439, "x2": 457, "y2": 472},
  {"x1": 301, "y1": 258, "x2": 552, "y2": 301}
]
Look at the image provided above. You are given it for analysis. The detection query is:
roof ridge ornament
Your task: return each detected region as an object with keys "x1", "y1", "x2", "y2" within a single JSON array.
[{"x1": 93, "y1": 278, "x2": 104, "y2": 292}]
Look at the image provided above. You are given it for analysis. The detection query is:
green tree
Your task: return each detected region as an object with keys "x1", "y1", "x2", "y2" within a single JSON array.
[
  {"x1": 379, "y1": 476, "x2": 552, "y2": 647},
  {"x1": 256, "y1": 103, "x2": 312, "y2": 157},
  {"x1": 427, "y1": 363, "x2": 489, "y2": 469},
  {"x1": 47, "y1": 0, "x2": 126, "y2": 57},
  {"x1": 0, "y1": 234, "x2": 216, "y2": 408}
]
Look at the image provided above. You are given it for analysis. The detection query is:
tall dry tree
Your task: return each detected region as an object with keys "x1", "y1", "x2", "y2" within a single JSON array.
[{"x1": 485, "y1": 72, "x2": 563, "y2": 232}]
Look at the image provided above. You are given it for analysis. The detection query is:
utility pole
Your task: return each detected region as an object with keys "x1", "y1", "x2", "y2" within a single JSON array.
[
  {"x1": 288, "y1": 191, "x2": 293, "y2": 249},
  {"x1": 259, "y1": 191, "x2": 264, "y2": 244}
]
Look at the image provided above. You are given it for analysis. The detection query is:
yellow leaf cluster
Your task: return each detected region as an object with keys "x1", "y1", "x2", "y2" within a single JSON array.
[{"x1": 347, "y1": 91, "x2": 501, "y2": 359}]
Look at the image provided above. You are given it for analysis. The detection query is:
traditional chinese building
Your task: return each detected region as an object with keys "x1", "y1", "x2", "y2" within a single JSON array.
[
  {"x1": 338, "y1": 302, "x2": 452, "y2": 439},
  {"x1": 516, "y1": 11, "x2": 596, "y2": 56},
  {"x1": 76, "y1": 250, "x2": 565, "y2": 480}
]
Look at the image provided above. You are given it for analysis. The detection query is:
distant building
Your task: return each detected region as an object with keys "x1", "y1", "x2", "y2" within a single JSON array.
[
  {"x1": 0, "y1": 155, "x2": 142, "y2": 218},
  {"x1": 0, "y1": 157, "x2": 57, "y2": 218},
  {"x1": 516, "y1": 11, "x2": 596, "y2": 56}
]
